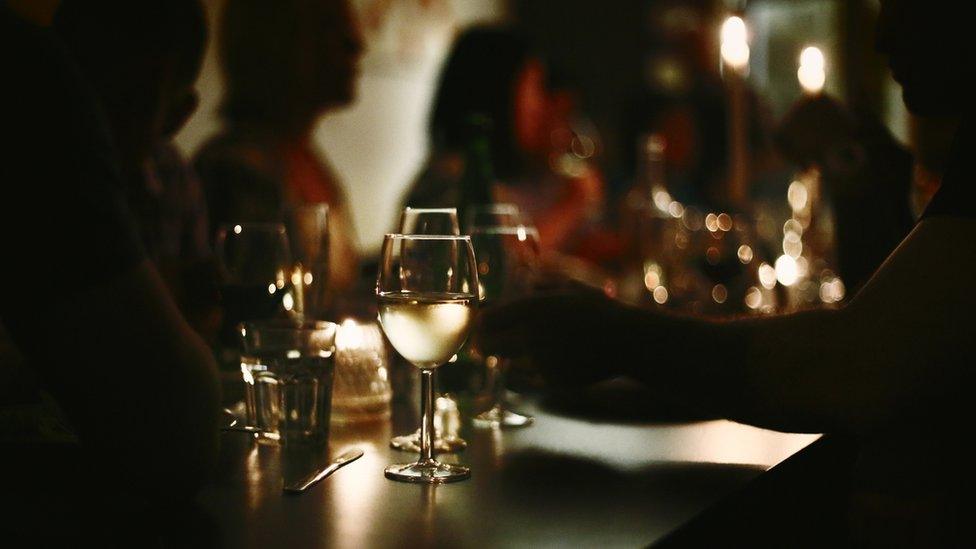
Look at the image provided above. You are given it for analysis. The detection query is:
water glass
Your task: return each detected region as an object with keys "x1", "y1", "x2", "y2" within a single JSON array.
[{"x1": 239, "y1": 321, "x2": 338, "y2": 446}]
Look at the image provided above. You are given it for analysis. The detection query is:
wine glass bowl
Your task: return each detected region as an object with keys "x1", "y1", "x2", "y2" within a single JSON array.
[{"x1": 376, "y1": 234, "x2": 479, "y2": 483}]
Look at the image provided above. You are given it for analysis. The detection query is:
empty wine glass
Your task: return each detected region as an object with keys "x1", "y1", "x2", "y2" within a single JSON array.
[
  {"x1": 470, "y1": 225, "x2": 540, "y2": 429},
  {"x1": 376, "y1": 234, "x2": 479, "y2": 483},
  {"x1": 284, "y1": 203, "x2": 330, "y2": 319},
  {"x1": 391, "y1": 207, "x2": 467, "y2": 453}
]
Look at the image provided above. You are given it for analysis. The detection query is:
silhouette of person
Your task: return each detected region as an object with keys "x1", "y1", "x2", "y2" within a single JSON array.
[
  {"x1": 404, "y1": 26, "x2": 606, "y2": 255},
  {"x1": 54, "y1": 0, "x2": 219, "y2": 341},
  {"x1": 0, "y1": 0, "x2": 220, "y2": 527},
  {"x1": 195, "y1": 0, "x2": 364, "y2": 295},
  {"x1": 477, "y1": 0, "x2": 976, "y2": 543}
]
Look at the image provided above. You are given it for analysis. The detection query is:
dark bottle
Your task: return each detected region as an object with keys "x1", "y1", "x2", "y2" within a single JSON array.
[{"x1": 458, "y1": 114, "x2": 496, "y2": 232}]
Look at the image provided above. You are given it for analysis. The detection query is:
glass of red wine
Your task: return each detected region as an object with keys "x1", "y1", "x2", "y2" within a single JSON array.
[{"x1": 215, "y1": 223, "x2": 295, "y2": 351}]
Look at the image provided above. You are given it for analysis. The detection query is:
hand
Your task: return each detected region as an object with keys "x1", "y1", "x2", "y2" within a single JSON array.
[{"x1": 474, "y1": 291, "x2": 638, "y2": 390}]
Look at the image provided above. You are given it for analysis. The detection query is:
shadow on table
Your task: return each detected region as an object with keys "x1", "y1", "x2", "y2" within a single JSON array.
[{"x1": 538, "y1": 377, "x2": 717, "y2": 424}]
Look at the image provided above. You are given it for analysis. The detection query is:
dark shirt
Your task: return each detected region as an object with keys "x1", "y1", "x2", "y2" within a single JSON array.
[
  {"x1": 921, "y1": 120, "x2": 975, "y2": 220},
  {"x1": 0, "y1": 9, "x2": 144, "y2": 353}
]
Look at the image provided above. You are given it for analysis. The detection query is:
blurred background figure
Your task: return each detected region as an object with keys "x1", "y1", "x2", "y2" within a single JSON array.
[
  {"x1": 402, "y1": 26, "x2": 609, "y2": 260},
  {"x1": 54, "y1": 0, "x2": 219, "y2": 340},
  {"x1": 194, "y1": 0, "x2": 364, "y2": 297}
]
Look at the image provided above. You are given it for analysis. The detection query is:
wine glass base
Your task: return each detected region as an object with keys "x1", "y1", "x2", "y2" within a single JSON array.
[
  {"x1": 384, "y1": 460, "x2": 471, "y2": 483},
  {"x1": 472, "y1": 405, "x2": 534, "y2": 429},
  {"x1": 390, "y1": 431, "x2": 467, "y2": 453}
]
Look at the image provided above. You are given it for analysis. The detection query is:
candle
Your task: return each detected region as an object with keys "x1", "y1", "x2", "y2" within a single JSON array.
[{"x1": 721, "y1": 15, "x2": 750, "y2": 207}]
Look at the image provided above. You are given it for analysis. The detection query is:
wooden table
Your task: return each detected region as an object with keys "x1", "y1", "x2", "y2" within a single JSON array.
[{"x1": 198, "y1": 396, "x2": 817, "y2": 548}]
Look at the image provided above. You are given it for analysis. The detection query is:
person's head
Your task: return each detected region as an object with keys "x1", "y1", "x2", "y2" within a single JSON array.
[
  {"x1": 55, "y1": 0, "x2": 207, "y2": 170},
  {"x1": 877, "y1": 0, "x2": 973, "y2": 117},
  {"x1": 220, "y1": 0, "x2": 363, "y2": 134},
  {"x1": 430, "y1": 27, "x2": 548, "y2": 179}
]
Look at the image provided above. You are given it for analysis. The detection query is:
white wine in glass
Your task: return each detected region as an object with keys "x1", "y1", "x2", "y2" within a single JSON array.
[{"x1": 376, "y1": 234, "x2": 478, "y2": 483}]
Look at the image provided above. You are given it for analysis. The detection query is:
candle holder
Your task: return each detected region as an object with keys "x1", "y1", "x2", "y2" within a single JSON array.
[{"x1": 331, "y1": 319, "x2": 392, "y2": 423}]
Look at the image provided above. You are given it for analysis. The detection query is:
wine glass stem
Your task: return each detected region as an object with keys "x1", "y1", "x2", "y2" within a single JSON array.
[
  {"x1": 420, "y1": 369, "x2": 436, "y2": 464},
  {"x1": 487, "y1": 356, "x2": 508, "y2": 409}
]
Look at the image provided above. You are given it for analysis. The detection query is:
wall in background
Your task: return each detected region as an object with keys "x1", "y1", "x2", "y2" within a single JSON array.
[{"x1": 174, "y1": 0, "x2": 506, "y2": 256}]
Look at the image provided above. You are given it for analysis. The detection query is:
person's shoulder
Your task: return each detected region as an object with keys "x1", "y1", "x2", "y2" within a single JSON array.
[{"x1": 194, "y1": 132, "x2": 280, "y2": 184}]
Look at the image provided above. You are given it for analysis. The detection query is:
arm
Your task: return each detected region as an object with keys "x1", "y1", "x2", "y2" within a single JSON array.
[{"x1": 478, "y1": 216, "x2": 976, "y2": 436}]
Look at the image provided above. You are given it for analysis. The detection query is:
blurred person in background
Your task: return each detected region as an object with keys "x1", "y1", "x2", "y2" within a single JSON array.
[
  {"x1": 404, "y1": 26, "x2": 607, "y2": 258},
  {"x1": 0, "y1": 0, "x2": 219, "y2": 535},
  {"x1": 54, "y1": 0, "x2": 220, "y2": 342},
  {"x1": 195, "y1": 0, "x2": 363, "y2": 294},
  {"x1": 479, "y1": 0, "x2": 976, "y2": 543}
]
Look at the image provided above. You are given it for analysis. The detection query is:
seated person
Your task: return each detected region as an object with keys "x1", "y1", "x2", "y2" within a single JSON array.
[
  {"x1": 477, "y1": 0, "x2": 976, "y2": 543},
  {"x1": 0, "y1": 0, "x2": 219, "y2": 520},
  {"x1": 194, "y1": 0, "x2": 363, "y2": 296},
  {"x1": 54, "y1": 0, "x2": 219, "y2": 341}
]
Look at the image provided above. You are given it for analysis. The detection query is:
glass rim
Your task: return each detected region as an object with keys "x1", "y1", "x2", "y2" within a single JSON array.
[
  {"x1": 402, "y1": 207, "x2": 458, "y2": 214},
  {"x1": 468, "y1": 203, "x2": 520, "y2": 214},
  {"x1": 384, "y1": 233, "x2": 471, "y2": 241}
]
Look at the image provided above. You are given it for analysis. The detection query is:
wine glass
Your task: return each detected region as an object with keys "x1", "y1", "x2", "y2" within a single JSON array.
[
  {"x1": 391, "y1": 208, "x2": 467, "y2": 453},
  {"x1": 463, "y1": 203, "x2": 523, "y2": 233},
  {"x1": 215, "y1": 223, "x2": 294, "y2": 335},
  {"x1": 284, "y1": 203, "x2": 330, "y2": 319},
  {"x1": 470, "y1": 225, "x2": 540, "y2": 428},
  {"x1": 377, "y1": 234, "x2": 479, "y2": 483}
]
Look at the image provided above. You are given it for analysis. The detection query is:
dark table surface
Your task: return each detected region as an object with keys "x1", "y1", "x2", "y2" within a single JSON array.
[{"x1": 197, "y1": 393, "x2": 817, "y2": 548}]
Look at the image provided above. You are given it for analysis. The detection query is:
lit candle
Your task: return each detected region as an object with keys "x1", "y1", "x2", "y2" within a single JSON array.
[{"x1": 720, "y1": 15, "x2": 750, "y2": 207}]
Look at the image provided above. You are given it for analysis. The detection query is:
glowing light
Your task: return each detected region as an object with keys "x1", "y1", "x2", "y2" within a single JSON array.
[
  {"x1": 737, "y1": 245, "x2": 754, "y2": 264},
  {"x1": 797, "y1": 46, "x2": 826, "y2": 94},
  {"x1": 820, "y1": 277, "x2": 846, "y2": 303},
  {"x1": 788, "y1": 181, "x2": 808, "y2": 212},
  {"x1": 233, "y1": 224, "x2": 243, "y2": 234},
  {"x1": 783, "y1": 232, "x2": 802, "y2": 258},
  {"x1": 654, "y1": 190, "x2": 672, "y2": 213},
  {"x1": 783, "y1": 219, "x2": 803, "y2": 237},
  {"x1": 706, "y1": 246, "x2": 721, "y2": 265},
  {"x1": 516, "y1": 226, "x2": 528, "y2": 242},
  {"x1": 644, "y1": 270, "x2": 661, "y2": 291},
  {"x1": 267, "y1": 283, "x2": 277, "y2": 294},
  {"x1": 337, "y1": 319, "x2": 364, "y2": 350},
  {"x1": 653, "y1": 286, "x2": 669, "y2": 304},
  {"x1": 745, "y1": 286, "x2": 762, "y2": 309},
  {"x1": 282, "y1": 292, "x2": 294, "y2": 311},
  {"x1": 303, "y1": 272, "x2": 314, "y2": 286},
  {"x1": 668, "y1": 201, "x2": 685, "y2": 218},
  {"x1": 705, "y1": 213, "x2": 719, "y2": 232},
  {"x1": 775, "y1": 255, "x2": 799, "y2": 286},
  {"x1": 759, "y1": 263, "x2": 777, "y2": 289},
  {"x1": 286, "y1": 349, "x2": 301, "y2": 359},
  {"x1": 721, "y1": 16, "x2": 750, "y2": 70},
  {"x1": 291, "y1": 269, "x2": 303, "y2": 287},
  {"x1": 712, "y1": 284, "x2": 728, "y2": 304},
  {"x1": 717, "y1": 213, "x2": 733, "y2": 232}
]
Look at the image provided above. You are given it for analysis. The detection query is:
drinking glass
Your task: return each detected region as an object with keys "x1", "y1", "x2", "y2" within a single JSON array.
[
  {"x1": 390, "y1": 207, "x2": 467, "y2": 453},
  {"x1": 239, "y1": 320, "x2": 338, "y2": 445},
  {"x1": 463, "y1": 203, "x2": 523, "y2": 233},
  {"x1": 284, "y1": 204, "x2": 330, "y2": 319},
  {"x1": 215, "y1": 223, "x2": 295, "y2": 352},
  {"x1": 470, "y1": 226, "x2": 540, "y2": 428},
  {"x1": 376, "y1": 234, "x2": 479, "y2": 483}
]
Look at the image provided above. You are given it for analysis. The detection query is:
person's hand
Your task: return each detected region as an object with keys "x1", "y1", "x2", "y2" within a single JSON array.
[{"x1": 474, "y1": 291, "x2": 639, "y2": 390}]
